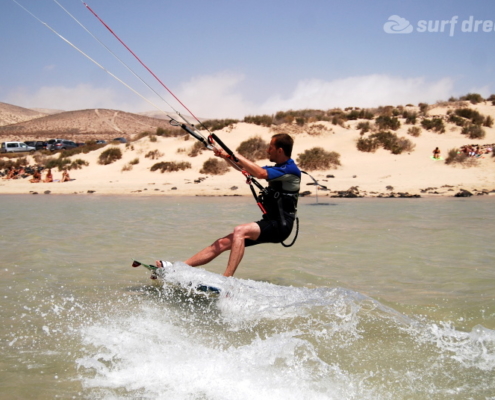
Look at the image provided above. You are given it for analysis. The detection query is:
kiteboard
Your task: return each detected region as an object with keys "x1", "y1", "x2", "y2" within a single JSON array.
[{"x1": 131, "y1": 260, "x2": 221, "y2": 294}]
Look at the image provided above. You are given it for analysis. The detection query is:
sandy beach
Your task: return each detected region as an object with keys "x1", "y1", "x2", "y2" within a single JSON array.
[{"x1": 1, "y1": 103, "x2": 494, "y2": 198}]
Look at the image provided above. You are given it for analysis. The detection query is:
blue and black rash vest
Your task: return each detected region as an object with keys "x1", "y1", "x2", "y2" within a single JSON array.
[{"x1": 262, "y1": 158, "x2": 301, "y2": 217}]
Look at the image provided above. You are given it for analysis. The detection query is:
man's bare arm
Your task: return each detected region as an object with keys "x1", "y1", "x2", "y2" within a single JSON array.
[{"x1": 214, "y1": 148, "x2": 268, "y2": 180}]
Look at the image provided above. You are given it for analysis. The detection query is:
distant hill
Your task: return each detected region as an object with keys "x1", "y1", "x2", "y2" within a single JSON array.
[
  {"x1": 31, "y1": 108, "x2": 65, "y2": 115},
  {"x1": 0, "y1": 105, "x2": 175, "y2": 142},
  {"x1": 0, "y1": 102, "x2": 48, "y2": 127}
]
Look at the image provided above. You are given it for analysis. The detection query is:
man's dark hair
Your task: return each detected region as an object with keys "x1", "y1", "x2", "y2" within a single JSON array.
[{"x1": 272, "y1": 133, "x2": 294, "y2": 157}]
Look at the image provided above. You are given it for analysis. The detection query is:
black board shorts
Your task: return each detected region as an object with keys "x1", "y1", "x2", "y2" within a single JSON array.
[{"x1": 245, "y1": 214, "x2": 295, "y2": 247}]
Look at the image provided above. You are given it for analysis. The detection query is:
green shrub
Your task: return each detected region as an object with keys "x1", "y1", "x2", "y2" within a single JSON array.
[
  {"x1": 371, "y1": 131, "x2": 398, "y2": 150},
  {"x1": 98, "y1": 147, "x2": 122, "y2": 165},
  {"x1": 356, "y1": 121, "x2": 371, "y2": 135},
  {"x1": 244, "y1": 114, "x2": 273, "y2": 127},
  {"x1": 201, "y1": 119, "x2": 239, "y2": 131},
  {"x1": 200, "y1": 158, "x2": 230, "y2": 175},
  {"x1": 421, "y1": 118, "x2": 445, "y2": 133},
  {"x1": 448, "y1": 113, "x2": 466, "y2": 126},
  {"x1": 345, "y1": 109, "x2": 361, "y2": 120},
  {"x1": 357, "y1": 131, "x2": 415, "y2": 154},
  {"x1": 45, "y1": 157, "x2": 71, "y2": 171},
  {"x1": 453, "y1": 108, "x2": 484, "y2": 125},
  {"x1": 460, "y1": 93, "x2": 484, "y2": 104},
  {"x1": 488, "y1": 94, "x2": 495, "y2": 106},
  {"x1": 356, "y1": 137, "x2": 379, "y2": 152},
  {"x1": 150, "y1": 161, "x2": 191, "y2": 173},
  {"x1": 236, "y1": 136, "x2": 268, "y2": 161},
  {"x1": 296, "y1": 147, "x2": 341, "y2": 171},
  {"x1": 461, "y1": 124, "x2": 486, "y2": 139},
  {"x1": 375, "y1": 116, "x2": 400, "y2": 130}
]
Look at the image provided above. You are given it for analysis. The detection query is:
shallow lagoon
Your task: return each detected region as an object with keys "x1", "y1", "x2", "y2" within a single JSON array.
[{"x1": 1, "y1": 195, "x2": 494, "y2": 399}]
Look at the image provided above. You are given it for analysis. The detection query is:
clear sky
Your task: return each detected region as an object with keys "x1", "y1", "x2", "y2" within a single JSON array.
[{"x1": 1, "y1": 0, "x2": 494, "y2": 119}]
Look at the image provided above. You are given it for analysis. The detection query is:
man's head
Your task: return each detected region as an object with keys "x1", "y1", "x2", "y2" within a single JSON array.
[{"x1": 268, "y1": 133, "x2": 293, "y2": 162}]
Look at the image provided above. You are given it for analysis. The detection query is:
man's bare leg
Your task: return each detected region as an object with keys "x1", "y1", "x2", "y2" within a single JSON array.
[
  {"x1": 156, "y1": 222, "x2": 260, "y2": 277},
  {"x1": 222, "y1": 222, "x2": 260, "y2": 277}
]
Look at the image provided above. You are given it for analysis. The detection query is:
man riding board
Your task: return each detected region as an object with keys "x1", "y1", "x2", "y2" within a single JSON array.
[{"x1": 156, "y1": 133, "x2": 301, "y2": 277}]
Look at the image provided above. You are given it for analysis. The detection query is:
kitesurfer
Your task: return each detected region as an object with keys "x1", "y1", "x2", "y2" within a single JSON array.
[{"x1": 157, "y1": 133, "x2": 301, "y2": 277}]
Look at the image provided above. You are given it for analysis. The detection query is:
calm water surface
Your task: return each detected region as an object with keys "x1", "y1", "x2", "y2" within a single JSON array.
[{"x1": 1, "y1": 194, "x2": 494, "y2": 399}]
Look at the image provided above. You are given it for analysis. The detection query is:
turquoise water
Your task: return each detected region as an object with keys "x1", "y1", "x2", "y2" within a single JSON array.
[{"x1": 0, "y1": 195, "x2": 494, "y2": 399}]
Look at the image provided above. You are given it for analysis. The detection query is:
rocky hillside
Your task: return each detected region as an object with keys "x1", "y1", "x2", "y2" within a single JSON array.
[
  {"x1": 0, "y1": 105, "x2": 174, "y2": 142},
  {"x1": 0, "y1": 102, "x2": 48, "y2": 127}
]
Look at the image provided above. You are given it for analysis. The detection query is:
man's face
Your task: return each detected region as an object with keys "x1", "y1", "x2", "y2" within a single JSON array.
[{"x1": 267, "y1": 138, "x2": 280, "y2": 162}]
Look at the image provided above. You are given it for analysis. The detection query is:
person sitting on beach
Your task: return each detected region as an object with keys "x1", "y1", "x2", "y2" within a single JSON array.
[
  {"x1": 43, "y1": 168, "x2": 53, "y2": 183},
  {"x1": 13, "y1": 166, "x2": 25, "y2": 179},
  {"x1": 3, "y1": 166, "x2": 16, "y2": 180},
  {"x1": 433, "y1": 147, "x2": 441, "y2": 159},
  {"x1": 30, "y1": 169, "x2": 41, "y2": 183},
  {"x1": 61, "y1": 169, "x2": 70, "y2": 182}
]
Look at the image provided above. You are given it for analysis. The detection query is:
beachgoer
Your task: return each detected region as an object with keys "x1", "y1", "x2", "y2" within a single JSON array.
[
  {"x1": 433, "y1": 147, "x2": 441, "y2": 159},
  {"x1": 3, "y1": 166, "x2": 16, "y2": 180},
  {"x1": 13, "y1": 166, "x2": 25, "y2": 179},
  {"x1": 156, "y1": 133, "x2": 301, "y2": 277},
  {"x1": 43, "y1": 168, "x2": 53, "y2": 183},
  {"x1": 30, "y1": 169, "x2": 41, "y2": 183},
  {"x1": 61, "y1": 169, "x2": 70, "y2": 182}
]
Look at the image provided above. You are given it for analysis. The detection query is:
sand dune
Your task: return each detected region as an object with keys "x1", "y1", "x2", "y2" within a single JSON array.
[{"x1": 0, "y1": 101, "x2": 494, "y2": 197}]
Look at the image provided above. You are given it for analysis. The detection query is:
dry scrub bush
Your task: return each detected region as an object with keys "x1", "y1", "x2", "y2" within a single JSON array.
[
  {"x1": 98, "y1": 147, "x2": 122, "y2": 165},
  {"x1": 201, "y1": 119, "x2": 239, "y2": 131},
  {"x1": 445, "y1": 149, "x2": 479, "y2": 167},
  {"x1": 357, "y1": 121, "x2": 371, "y2": 135},
  {"x1": 60, "y1": 142, "x2": 106, "y2": 157},
  {"x1": 150, "y1": 161, "x2": 191, "y2": 173},
  {"x1": 236, "y1": 136, "x2": 268, "y2": 161},
  {"x1": 145, "y1": 149, "x2": 164, "y2": 160},
  {"x1": 200, "y1": 158, "x2": 230, "y2": 175},
  {"x1": 407, "y1": 126, "x2": 421, "y2": 137},
  {"x1": 188, "y1": 141, "x2": 206, "y2": 157},
  {"x1": 357, "y1": 131, "x2": 415, "y2": 154},
  {"x1": 306, "y1": 123, "x2": 331, "y2": 136},
  {"x1": 421, "y1": 118, "x2": 445, "y2": 133},
  {"x1": 356, "y1": 137, "x2": 379, "y2": 153},
  {"x1": 244, "y1": 114, "x2": 273, "y2": 127},
  {"x1": 0, "y1": 156, "x2": 28, "y2": 169},
  {"x1": 271, "y1": 123, "x2": 305, "y2": 136},
  {"x1": 375, "y1": 116, "x2": 401, "y2": 131},
  {"x1": 122, "y1": 158, "x2": 139, "y2": 172},
  {"x1": 296, "y1": 147, "x2": 341, "y2": 171},
  {"x1": 461, "y1": 124, "x2": 486, "y2": 139},
  {"x1": 45, "y1": 157, "x2": 88, "y2": 171}
]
